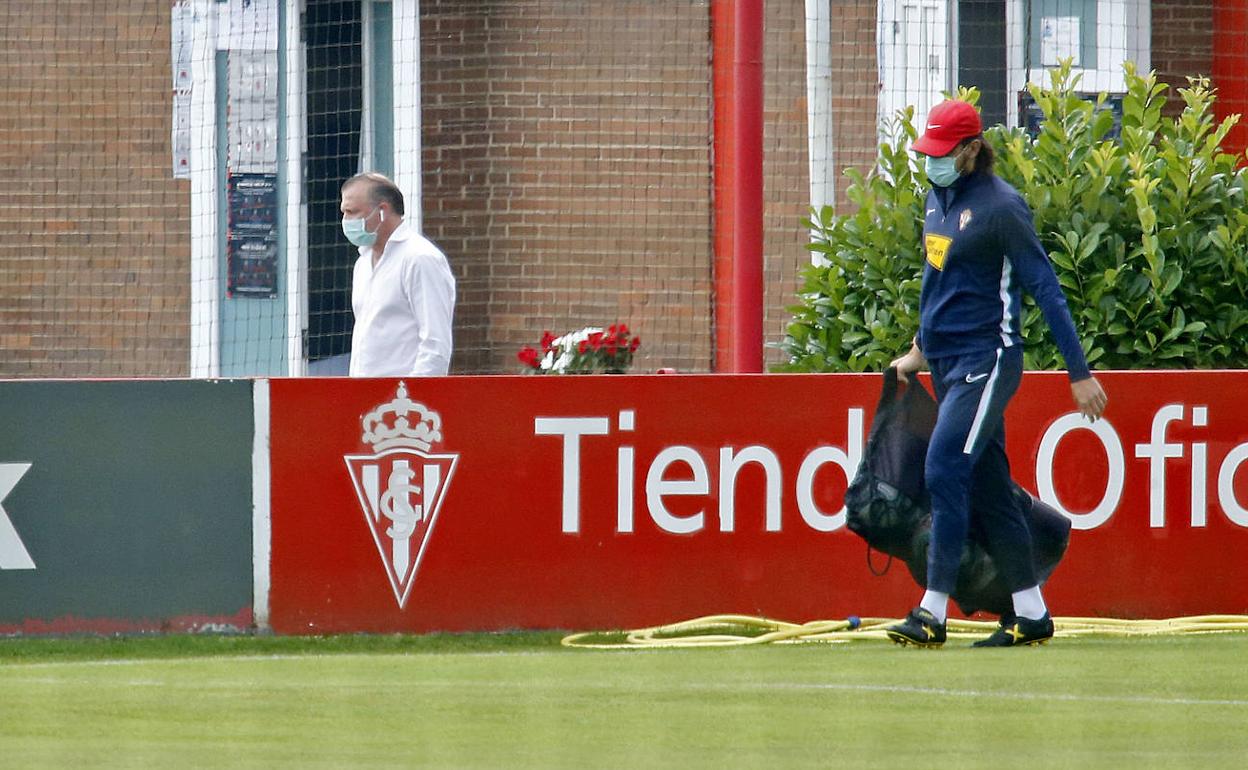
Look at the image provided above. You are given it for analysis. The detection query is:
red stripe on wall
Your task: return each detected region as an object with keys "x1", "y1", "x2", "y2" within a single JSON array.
[
  {"x1": 712, "y1": 0, "x2": 735, "y2": 371},
  {"x1": 1212, "y1": 0, "x2": 1248, "y2": 161}
]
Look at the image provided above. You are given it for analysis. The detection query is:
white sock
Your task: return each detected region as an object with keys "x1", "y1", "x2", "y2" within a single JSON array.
[
  {"x1": 1012, "y1": 586, "x2": 1048, "y2": 620},
  {"x1": 919, "y1": 590, "x2": 949, "y2": 624}
]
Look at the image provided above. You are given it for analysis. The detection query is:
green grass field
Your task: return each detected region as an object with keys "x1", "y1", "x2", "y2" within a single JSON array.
[{"x1": 2, "y1": 632, "x2": 1246, "y2": 768}]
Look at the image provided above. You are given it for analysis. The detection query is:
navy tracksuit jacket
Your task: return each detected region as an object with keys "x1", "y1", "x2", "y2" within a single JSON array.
[{"x1": 917, "y1": 171, "x2": 1090, "y2": 596}]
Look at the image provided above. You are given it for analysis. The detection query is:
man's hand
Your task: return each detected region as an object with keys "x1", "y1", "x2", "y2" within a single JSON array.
[
  {"x1": 890, "y1": 343, "x2": 927, "y2": 383},
  {"x1": 1071, "y1": 376, "x2": 1107, "y2": 422}
]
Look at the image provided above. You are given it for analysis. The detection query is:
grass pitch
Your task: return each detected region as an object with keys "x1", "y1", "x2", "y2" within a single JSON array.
[{"x1": 1, "y1": 631, "x2": 1246, "y2": 768}]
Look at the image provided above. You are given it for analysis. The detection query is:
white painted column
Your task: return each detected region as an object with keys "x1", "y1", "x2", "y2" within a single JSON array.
[
  {"x1": 392, "y1": 0, "x2": 423, "y2": 231},
  {"x1": 190, "y1": 0, "x2": 221, "y2": 377},
  {"x1": 251, "y1": 378, "x2": 272, "y2": 631},
  {"x1": 805, "y1": 0, "x2": 835, "y2": 221},
  {"x1": 284, "y1": 0, "x2": 308, "y2": 376},
  {"x1": 360, "y1": 0, "x2": 376, "y2": 172}
]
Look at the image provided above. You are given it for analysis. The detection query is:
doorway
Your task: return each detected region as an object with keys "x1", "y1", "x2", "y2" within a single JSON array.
[
  {"x1": 304, "y1": 0, "x2": 362, "y2": 365},
  {"x1": 878, "y1": 0, "x2": 952, "y2": 138}
]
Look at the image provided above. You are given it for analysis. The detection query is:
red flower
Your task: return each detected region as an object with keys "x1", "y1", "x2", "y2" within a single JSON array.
[
  {"x1": 519, "y1": 324, "x2": 640, "y2": 373},
  {"x1": 517, "y1": 346, "x2": 540, "y2": 368}
]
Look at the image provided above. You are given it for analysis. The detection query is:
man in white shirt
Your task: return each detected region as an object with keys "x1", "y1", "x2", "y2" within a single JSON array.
[{"x1": 340, "y1": 172, "x2": 456, "y2": 377}]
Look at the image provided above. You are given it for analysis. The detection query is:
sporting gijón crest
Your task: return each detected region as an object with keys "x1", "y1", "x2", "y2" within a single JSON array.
[{"x1": 344, "y1": 382, "x2": 458, "y2": 609}]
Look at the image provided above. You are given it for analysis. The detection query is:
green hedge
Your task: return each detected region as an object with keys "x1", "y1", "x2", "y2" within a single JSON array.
[{"x1": 778, "y1": 62, "x2": 1248, "y2": 373}]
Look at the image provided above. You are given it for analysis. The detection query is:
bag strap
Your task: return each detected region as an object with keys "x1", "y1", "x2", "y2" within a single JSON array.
[
  {"x1": 863, "y1": 367, "x2": 902, "y2": 447},
  {"x1": 865, "y1": 543, "x2": 893, "y2": 576},
  {"x1": 878, "y1": 366, "x2": 900, "y2": 410},
  {"x1": 896, "y1": 368, "x2": 938, "y2": 435}
]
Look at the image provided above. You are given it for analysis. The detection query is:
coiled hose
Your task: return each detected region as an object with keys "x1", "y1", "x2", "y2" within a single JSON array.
[{"x1": 561, "y1": 614, "x2": 1248, "y2": 649}]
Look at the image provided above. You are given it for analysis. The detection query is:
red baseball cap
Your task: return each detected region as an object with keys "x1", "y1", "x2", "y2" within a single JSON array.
[{"x1": 913, "y1": 100, "x2": 983, "y2": 157}]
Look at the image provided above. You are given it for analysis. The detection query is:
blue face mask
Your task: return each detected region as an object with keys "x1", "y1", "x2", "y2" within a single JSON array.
[
  {"x1": 925, "y1": 154, "x2": 961, "y2": 187},
  {"x1": 341, "y1": 205, "x2": 382, "y2": 247}
]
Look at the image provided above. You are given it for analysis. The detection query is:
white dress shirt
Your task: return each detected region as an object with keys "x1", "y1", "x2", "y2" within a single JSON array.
[{"x1": 349, "y1": 221, "x2": 456, "y2": 377}]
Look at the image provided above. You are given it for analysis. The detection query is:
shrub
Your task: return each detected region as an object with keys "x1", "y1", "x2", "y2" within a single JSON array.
[{"x1": 777, "y1": 62, "x2": 1248, "y2": 373}]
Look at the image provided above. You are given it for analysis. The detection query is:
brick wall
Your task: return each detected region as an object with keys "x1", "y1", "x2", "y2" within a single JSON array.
[
  {"x1": 0, "y1": 1, "x2": 189, "y2": 377},
  {"x1": 1152, "y1": 0, "x2": 1215, "y2": 117},
  {"x1": 419, "y1": 8, "x2": 495, "y2": 372},
  {"x1": 422, "y1": 1, "x2": 716, "y2": 374},
  {"x1": 764, "y1": 3, "x2": 810, "y2": 368},
  {"x1": 764, "y1": 0, "x2": 879, "y2": 366},
  {"x1": 421, "y1": 0, "x2": 877, "y2": 374},
  {"x1": 829, "y1": 1, "x2": 880, "y2": 206}
]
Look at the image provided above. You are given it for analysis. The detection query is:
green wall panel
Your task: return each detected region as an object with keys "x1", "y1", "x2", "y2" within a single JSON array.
[{"x1": 0, "y1": 380, "x2": 255, "y2": 633}]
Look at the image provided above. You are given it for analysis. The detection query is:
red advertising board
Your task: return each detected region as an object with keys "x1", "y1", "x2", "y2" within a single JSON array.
[{"x1": 267, "y1": 372, "x2": 1248, "y2": 634}]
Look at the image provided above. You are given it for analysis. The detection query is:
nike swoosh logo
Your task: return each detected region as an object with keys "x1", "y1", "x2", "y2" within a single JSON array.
[
  {"x1": 928, "y1": 123, "x2": 942, "y2": 129},
  {"x1": 926, "y1": 208, "x2": 936, "y2": 215},
  {"x1": 965, "y1": 372, "x2": 989, "y2": 383}
]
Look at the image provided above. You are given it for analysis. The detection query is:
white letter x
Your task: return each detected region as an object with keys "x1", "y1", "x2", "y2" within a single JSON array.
[{"x1": 0, "y1": 463, "x2": 35, "y2": 570}]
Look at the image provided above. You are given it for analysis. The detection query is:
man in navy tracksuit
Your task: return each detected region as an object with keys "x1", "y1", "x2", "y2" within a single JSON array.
[{"x1": 886, "y1": 100, "x2": 1108, "y2": 648}]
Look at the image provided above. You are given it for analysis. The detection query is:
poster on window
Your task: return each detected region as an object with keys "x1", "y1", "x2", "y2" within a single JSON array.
[
  {"x1": 227, "y1": 51, "x2": 279, "y2": 175},
  {"x1": 226, "y1": 0, "x2": 278, "y2": 52},
  {"x1": 170, "y1": 0, "x2": 193, "y2": 178},
  {"x1": 1041, "y1": 16, "x2": 1081, "y2": 67},
  {"x1": 227, "y1": 172, "x2": 278, "y2": 298}
]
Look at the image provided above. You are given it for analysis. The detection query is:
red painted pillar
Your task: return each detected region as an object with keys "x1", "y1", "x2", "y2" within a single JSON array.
[
  {"x1": 732, "y1": 0, "x2": 764, "y2": 373},
  {"x1": 1212, "y1": 0, "x2": 1248, "y2": 162},
  {"x1": 712, "y1": 0, "x2": 736, "y2": 372}
]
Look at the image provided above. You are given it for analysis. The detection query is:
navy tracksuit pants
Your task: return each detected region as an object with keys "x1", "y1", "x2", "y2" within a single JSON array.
[{"x1": 925, "y1": 345, "x2": 1037, "y2": 595}]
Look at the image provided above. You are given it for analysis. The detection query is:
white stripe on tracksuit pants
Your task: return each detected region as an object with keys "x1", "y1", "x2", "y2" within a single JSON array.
[{"x1": 923, "y1": 345, "x2": 1037, "y2": 595}]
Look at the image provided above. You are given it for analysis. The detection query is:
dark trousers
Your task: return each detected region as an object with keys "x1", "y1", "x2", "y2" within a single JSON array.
[{"x1": 925, "y1": 345, "x2": 1037, "y2": 595}]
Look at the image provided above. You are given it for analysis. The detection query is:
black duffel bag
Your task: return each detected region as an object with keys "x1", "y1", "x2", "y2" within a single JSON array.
[
  {"x1": 844, "y1": 367, "x2": 937, "y2": 560},
  {"x1": 844, "y1": 368, "x2": 1071, "y2": 616}
]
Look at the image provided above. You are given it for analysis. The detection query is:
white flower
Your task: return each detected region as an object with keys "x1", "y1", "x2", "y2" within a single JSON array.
[
  {"x1": 552, "y1": 327, "x2": 602, "y2": 352},
  {"x1": 525, "y1": 324, "x2": 634, "y2": 375},
  {"x1": 572, "y1": 327, "x2": 602, "y2": 344}
]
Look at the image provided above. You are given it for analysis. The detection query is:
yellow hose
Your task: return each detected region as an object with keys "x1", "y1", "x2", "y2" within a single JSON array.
[{"x1": 561, "y1": 614, "x2": 1248, "y2": 649}]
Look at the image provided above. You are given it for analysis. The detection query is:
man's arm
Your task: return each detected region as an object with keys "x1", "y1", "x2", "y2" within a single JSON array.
[
  {"x1": 999, "y1": 195, "x2": 1091, "y2": 382},
  {"x1": 404, "y1": 251, "x2": 456, "y2": 376},
  {"x1": 1000, "y1": 194, "x2": 1107, "y2": 420}
]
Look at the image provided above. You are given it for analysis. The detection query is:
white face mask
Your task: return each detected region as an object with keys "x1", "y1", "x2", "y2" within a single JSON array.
[
  {"x1": 925, "y1": 154, "x2": 961, "y2": 188},
  {"x1": 341, "y1": 205, "x2": 382, "y2": 247}
]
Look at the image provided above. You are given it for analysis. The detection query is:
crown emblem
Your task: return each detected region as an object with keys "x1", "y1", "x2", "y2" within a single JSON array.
[{"x1": 361, "y1": 382, "x2": 443, "y2": 451}]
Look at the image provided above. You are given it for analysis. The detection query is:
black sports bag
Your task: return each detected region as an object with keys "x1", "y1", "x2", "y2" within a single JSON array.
[
  {"x1": 844, "y1": 367, "x2": 938, "y2": 559},
  {"x1": 844, "y1": 368, "x2": 1072, "y2": 616}
]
